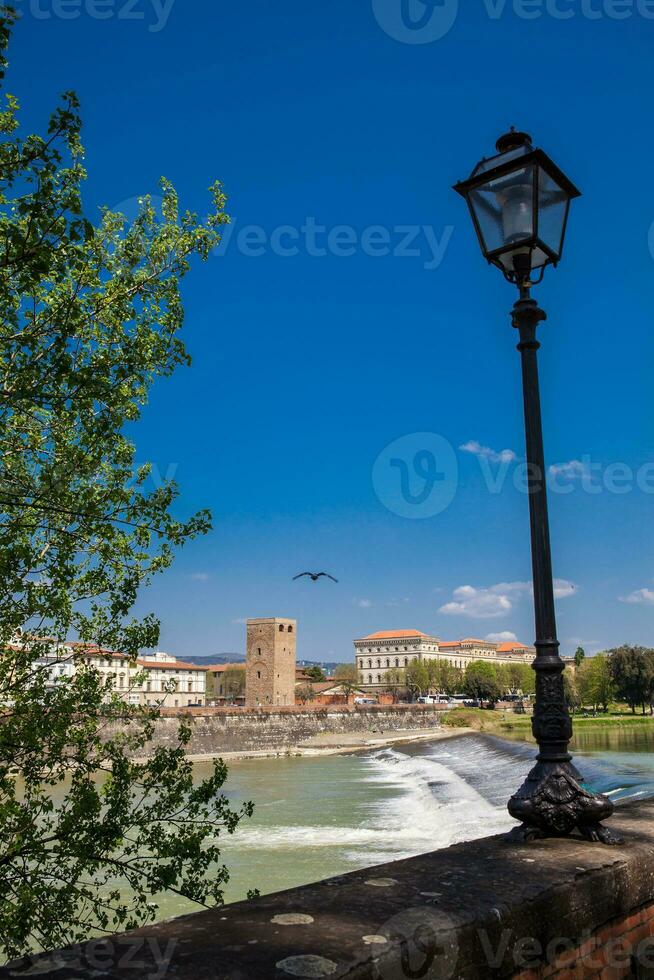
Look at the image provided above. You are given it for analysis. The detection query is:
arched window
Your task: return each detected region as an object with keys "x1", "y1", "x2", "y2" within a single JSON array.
[
  {"x1": 404, "y1": 657, "x2": 408, "y2": 666},
  {"x1": 386, "y1": 659, "x2": 390, "y2": 668},
  {"x1": 279, "y1": 624, "x2": 284, "y2": 632},
  {"x1": 368, "y1": 675, "x2": 373, "y2": 684},
  {"x1": 376, "y1": 659, "x2": 381, "y2": 668},
  {"x1": 395, "y1": 658, "x2": 399, "y2": 668},
  {"x1": 288, "y1": 625, "x2": 293, "y2": 633}
]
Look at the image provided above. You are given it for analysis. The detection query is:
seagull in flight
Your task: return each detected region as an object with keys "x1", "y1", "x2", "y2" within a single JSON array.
[{"x1": 293, "y1": 572, "x2": 339, "y2": 583}]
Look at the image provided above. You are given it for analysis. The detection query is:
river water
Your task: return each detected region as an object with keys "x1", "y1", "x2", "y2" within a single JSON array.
[{"x1": 154, "y1": 727, "x2": 654, "y2": 920}]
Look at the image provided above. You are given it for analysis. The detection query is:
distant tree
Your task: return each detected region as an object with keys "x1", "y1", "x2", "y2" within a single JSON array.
[
  {"x1": 382, "y1": 667, "x2": 404, "y2": 703},
  {"x1": 296, "y1": 684, "x2": 316, "y2": 705},
  {"x1": 405, "y1": 660, "x2": 429, "y2": 700},
  {"x1": 577, "y1": 655, "x2": 614, "y2": 713},
  {"x1": 574, "y1": 646, "x2": 586, "y2": 667},
  {"x1": 607, "y1": 646, "x2": 654, "y2": 715},
  {"x1": 334, "y1": 663, "x2": 359, "y2": 697},
  {"x1": 223, "y1": 666, "x2": 246, "y2": 703},
  {"x1": 304, "y1": 665, "x2": 325, "y2": 682},
  {"x1": 464, "y1": 661, "x2": 501, "y2": 705},
  {"x1": 444, "y1": 664, "x2": 464, "y2": 696},
  {"x1": 564, "y1": 671, "x2": 582, "y2": 714},
  {"x1": 424, "y1": 658, "x2": 441, "y2": 693},
  {"x1": 503, "y1": 662, "x2": 535, "y2": 697}
]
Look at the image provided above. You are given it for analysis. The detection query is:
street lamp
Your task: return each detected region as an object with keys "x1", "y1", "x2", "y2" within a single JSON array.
[{"x1": 454, "y1": 130, "x2": 621, "y2": 845}]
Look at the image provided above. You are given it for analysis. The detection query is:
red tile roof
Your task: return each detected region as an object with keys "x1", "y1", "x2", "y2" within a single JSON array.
[
  {"x1": 362, "y1": 630, "x2": 429, "y2": 640},
  {"x1": 137, "y1": 659, "x2": 209, "y2": 671}
]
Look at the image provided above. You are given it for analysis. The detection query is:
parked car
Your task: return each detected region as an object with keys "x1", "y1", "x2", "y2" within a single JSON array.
[{"x1": 354, "y1": 697, "x2": 378, "y2": 705}]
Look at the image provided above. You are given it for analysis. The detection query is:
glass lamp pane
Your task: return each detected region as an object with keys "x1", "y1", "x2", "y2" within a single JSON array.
[
  {"x1": 469, "y1": 164, "x2": 534, "y2": 256},
  {"x1": 498, "y1": 244, "x2": 550, "y2": 275},
  {"x1": 538, "y1": 167, "x2": 570, "y2": 258}
]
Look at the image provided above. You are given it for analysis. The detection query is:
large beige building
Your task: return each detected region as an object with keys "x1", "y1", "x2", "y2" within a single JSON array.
[
  {"x1": 354, "y1": 629, "x2": 535, "y2": 692},
  {"x1": 245, "y1": 618, "x2": 297, "y2": 707}
]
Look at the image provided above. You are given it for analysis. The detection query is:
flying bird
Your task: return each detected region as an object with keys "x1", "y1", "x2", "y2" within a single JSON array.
[{"x1": 293, "y1": 572, "x2": 339, "y2": 583}]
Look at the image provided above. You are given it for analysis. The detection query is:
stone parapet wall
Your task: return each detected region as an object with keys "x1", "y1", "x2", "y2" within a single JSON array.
[
  {"x1": 7, "y1": 799, "x2": 654, "y2": 979},
  {"x1": 104, "y1": 704, "x2": 448, "y2": 756}
]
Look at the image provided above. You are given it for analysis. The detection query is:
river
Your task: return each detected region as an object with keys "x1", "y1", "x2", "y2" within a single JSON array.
[{"x1": 151, "y1": 726, "x2": 654, "y2": 921}]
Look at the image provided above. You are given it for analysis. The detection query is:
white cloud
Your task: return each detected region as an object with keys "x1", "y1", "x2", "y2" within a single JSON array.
[
  {"x1": 386, "y1": 597, "x2": 411, "y2": 607},
  {"x1": 553, "y1": 579, "x2": 577, "y2": 599},
  {"x1": 439, "y1": 585, "x2": 513, "y2": 619},
  {"x1": 232, "y1": 617, "x2": 249, "y2": 625},
  {"x1": 354, "y1": 598, "x2": 373, "y2": 609},
  {"x1": 460, "y1": 441, "x2": 517, "y2": 464},
  {"x1": 486, "y1": 631, "x2": 518, "y2": 643},
  {"x1": 619, "y1": 588, "x2": 654, "y2": 606},
  {"x1": 549, "y1": 459, "x2": 589, "y2": 480},
  {"x1": 190, "y1": 572, "x2": 210, "y2": 582},
  {"x1": 438, "y1": 579, "x2": 576, "y2": 619}
]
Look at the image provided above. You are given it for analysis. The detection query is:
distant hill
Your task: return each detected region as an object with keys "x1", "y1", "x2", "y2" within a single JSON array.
[
  {"x1": 180, "y1": 654, "x2": 346, "y2": 672},
  {"x1": 182, "y1": 653, "x2": 245, "y2": 666}
]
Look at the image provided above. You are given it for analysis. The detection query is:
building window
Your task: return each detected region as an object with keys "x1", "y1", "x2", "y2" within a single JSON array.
[
  {"x1": 404, "y1": 657, "x2": 408, "y2": 666},
  {"x1": 279, "y1": 624, "x2": 284, "y2": 632},
  {"x1": 395, "y1": 658, "x2": 399, "y2": 668},
  {"x1": 368, "y1": 675, "x2": 372, "y2": 684},
  {"x1": 288, "y1": 625, "x2": 293, "y2": 633},
  {"x1": 386, "y1": 659, "x2": 390, "y2": 668},
  {"x1": 257, "y1": 671, "x2": 261, "y2": 679}
]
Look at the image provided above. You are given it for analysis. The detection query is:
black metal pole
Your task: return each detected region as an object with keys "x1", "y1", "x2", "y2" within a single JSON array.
[{"x1": 507, "y1": 288, "x2": 622, "y2": 845}]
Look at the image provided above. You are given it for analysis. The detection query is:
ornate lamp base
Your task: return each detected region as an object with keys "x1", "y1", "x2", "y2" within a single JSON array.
[{"x1": 508, "y1": 759, "x2": 624, "y2": 845}]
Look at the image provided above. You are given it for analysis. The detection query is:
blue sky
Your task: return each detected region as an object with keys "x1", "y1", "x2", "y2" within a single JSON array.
[{"x1": 11, "y1": 0, "x2": 654, "y2": 660}]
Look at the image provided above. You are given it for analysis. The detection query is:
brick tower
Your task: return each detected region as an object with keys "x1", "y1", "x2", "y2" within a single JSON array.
[{"x1": 245, "y1": 618, "x2": 297, "y2": 707}]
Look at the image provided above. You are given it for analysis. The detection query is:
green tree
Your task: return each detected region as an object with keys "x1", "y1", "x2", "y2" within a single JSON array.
[
  {"x1": 334, "y1": 663, "x2": 359, "y2": 696},
  {"x1": 563, "y1": 670, "x2": 581, "y2": 714},
  {"x1": 0, "y1": 13, "x2": 250, "y2": 960},
  {"x1": 223, "y1": 666, "x2": 246, "y2": 703},
  {"x1": 574, "y1": 646, "x2": 586, "y2": 667},
  {"x1": 577, "y1": 654, "x2": 615, "y2": 712},
  {"x1": 504, "y1": 662, "x2": 535, "y2": 697},
  {"x1": 296, "y1": 684, "x2": 316, "y2": 705},
  {"x1": 464, "y1": 661, "x2": 501, "y2": 705},
  {"x1": 442, "y1": 663, "x2": 464, "y2": 696},
  {"x1": 607, "y1": 646, "x2": 654, "y2": 715},
  {"x1": 304, "y1": 665, "x2": 325, "y2": 682},
  {"x1": 405, "y1": 659, "x2": 429, "y2": 699},
  {"x1": 424, "y1": 658, "x2": 441, "y2": 693},
  {"x1": 382, "y1": 666, "x2": 404, "y2": 703}
]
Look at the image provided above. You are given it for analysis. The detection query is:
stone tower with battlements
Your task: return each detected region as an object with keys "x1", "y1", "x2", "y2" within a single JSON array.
[{"x1": 245, "y1": 618, "x2": 297, "y2": 707}]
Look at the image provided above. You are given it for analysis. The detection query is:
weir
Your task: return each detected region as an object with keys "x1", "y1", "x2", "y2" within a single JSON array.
[{"x1": 5, "y1": 799, "x2": 654, "y2": 979}]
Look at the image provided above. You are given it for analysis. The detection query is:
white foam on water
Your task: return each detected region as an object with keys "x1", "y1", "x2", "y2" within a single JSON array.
[
  {"x1": 357, "y1": 747, "x2": 513, "y2": 857},
  {"x1": 229, "y1": 742, "x2": 513, "y2": 868}
]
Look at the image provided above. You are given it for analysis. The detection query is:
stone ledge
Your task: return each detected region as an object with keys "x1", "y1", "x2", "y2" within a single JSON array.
[{"x1": 3, "y1": 800, "x2": 654, "y2": 980}]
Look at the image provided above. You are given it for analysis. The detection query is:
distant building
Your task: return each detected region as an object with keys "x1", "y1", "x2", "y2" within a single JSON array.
[
  {"x1": 354, "y1": 629, "x2": 535, "y2": 693},
  {"x1": 245, "y1": 618, "x2": 297, "y2": 707},
  {"x1": 60, "y1": 643, "x2": 208, "y2": 707}
]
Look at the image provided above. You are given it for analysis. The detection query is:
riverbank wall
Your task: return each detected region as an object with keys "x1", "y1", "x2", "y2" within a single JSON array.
[{"x1": 105, "y1": 704, "x2": 450, "y2": 757}]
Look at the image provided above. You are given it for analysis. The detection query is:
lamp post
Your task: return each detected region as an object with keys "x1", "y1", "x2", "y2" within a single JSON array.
[{"x1": 454, "y1": 130, "x2": 621, "y2": 844}]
